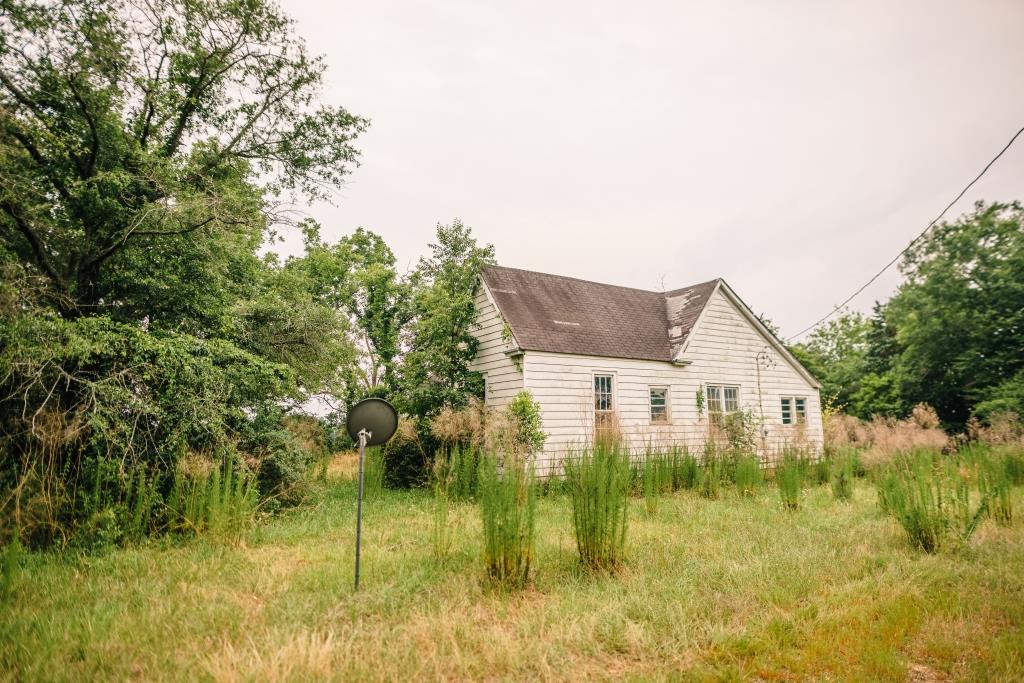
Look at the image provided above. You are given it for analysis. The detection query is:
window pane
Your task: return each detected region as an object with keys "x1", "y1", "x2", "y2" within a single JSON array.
[
  {"x1": 650, "y1": 388, "x2": 667, "y2": 423},
  {"x1": 781, "y1": 397, "x2": 792, "y2": 425},
  {"x1": 595, "y1": 375, "x2": 613, "y2": 412},
  {"x1": 795, "y1": 397, "x2": 806, "y2": 423},
  {"x1": 724, "y1": 387, "x2": 738, "y2": 412},
  {"x1": 706, "y1": 385, "x2": 722, "y2": 413}
]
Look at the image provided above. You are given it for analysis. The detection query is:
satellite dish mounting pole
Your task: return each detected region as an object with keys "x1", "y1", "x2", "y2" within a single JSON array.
[{"x1": 354, "y1": 428, "x2": 371, "y2": 591}]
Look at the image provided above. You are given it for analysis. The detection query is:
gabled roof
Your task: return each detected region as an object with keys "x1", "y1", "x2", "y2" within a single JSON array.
[
  {"x1": 478, "y1": 265, "x2": 821, "y2": 389},
  {"x1": 479, "y1": 265, "x2": 717, "y2": 363}
]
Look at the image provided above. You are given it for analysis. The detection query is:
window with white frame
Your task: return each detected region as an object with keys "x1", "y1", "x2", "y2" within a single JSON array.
[
  {"x1": 649, "y1": 387, "x2": 669, "y2": 424},
  {"x1": 706, "y1": 384, "x2": 739, "y2": 426},
  {"x1": 594, "y1": 374, "x2": 614, "y2": 429},
  {"x1": 780, "y1": 396, "x2": 807, "y2": 425}
]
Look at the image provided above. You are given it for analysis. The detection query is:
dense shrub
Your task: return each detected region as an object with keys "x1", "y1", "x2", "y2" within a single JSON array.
[{"x1": 255, "y1": 429, "x2": 318, "y2": 506}]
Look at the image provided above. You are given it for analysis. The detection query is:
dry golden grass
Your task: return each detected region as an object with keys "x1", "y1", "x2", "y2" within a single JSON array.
[{"x1": 826, "y1": 405, "x2": 950, "y2": 466}]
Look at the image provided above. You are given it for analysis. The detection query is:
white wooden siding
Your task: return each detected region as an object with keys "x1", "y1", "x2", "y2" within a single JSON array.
[
  {"x1": 469, "y1": 285, "x2": 523, "y2": 407},
  {"x1": 519, "y1": 287, "x2": 822, "y2": 467}
]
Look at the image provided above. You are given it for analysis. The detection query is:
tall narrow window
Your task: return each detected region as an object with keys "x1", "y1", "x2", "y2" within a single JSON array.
[
  {"x1": 649, "y1": 387, "x2": 669, "y2": 424},
  {"x1": 594, "y1": 374, "x2": 614, "y2": 430},
  {"x1": 781, "y1": 396, "x2": 807, "y2": 425},
  {"x1": 706, "y1": 384, "x2": 740, "y2": 426}
]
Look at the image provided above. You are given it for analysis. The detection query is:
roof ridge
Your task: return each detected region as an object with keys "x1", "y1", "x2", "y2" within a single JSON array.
[{"x1": 483, "y1": 264, "x2": 716, "y2": 297}]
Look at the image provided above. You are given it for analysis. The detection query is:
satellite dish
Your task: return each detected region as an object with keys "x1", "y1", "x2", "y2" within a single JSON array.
[
  {"x1": 345, "y1": 397, "x2": 398, "y2": 592},
  {"x1": 346, "y1": 398, "x2": 398, "y2": 447}
]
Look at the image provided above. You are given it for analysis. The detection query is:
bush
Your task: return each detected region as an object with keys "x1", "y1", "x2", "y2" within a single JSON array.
[
  {"x1": 255, "y1": 429, "x2": 317, "y2": 506},
  {"x1": 380, "y1": 418, "x2": 433, "y2": 488},
  {"x1": 876, "y1": 451, "x2": 988, "y2": 552},
  {"x1": 507, "y1": 391, "x2": 547, "y2": 455},
  {"x1": 776, "y1": 453, "x2": 803, "y2": 511},
  {"x1": 564, "y1": 444, "x2": 631, "y2": 570},
  {"x1": 478, "y1": 453, "x2": 537, "y2": 588}
]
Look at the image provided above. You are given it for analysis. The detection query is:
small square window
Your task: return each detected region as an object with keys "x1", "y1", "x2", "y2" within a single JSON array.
[
  {"x1": 781, "y1": 396, "x2": 807, "y2": 425},
  {"x1": 649, "y1": 387, "x2": 669, "y2": 424}
]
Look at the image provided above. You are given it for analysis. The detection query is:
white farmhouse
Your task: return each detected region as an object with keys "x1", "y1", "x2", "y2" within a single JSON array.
[{"x1": 470, "y1": 265, "x2": 823, "y2": 467}]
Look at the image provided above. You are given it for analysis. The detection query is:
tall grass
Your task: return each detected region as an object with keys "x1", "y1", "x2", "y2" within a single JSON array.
[
  {"x1": 564, "y1": 444, "x2": 631, "y2": 570},
  {"x1": 876, "y1": 451, "x2": 988, "y2": 552},
  {"x1": 637, "y1": 449, "x2": 673, "y2": 516},
  {"x1": 167, "y1": 457, "x2": 258, "y2": 541},
  {"x1": 477, "y1": 453, "x2": 537, "y2": 588},
  {"x1": 432, "y1": 446, "x2": 479, "y2": 500},
  {"x1": 669, "y1": 446, "x2": 699, "y2": 491},
  {"x1": 776, "y1": 453, "x2": 803, "y2": 511},
  {"x1": 831, "y1": 453, "x2": 855, "y2": 502},
  {"x1": 698, "y1": 448, "x2": 726, "y2": 500},
  {"x1": 731, "y1": 453, "x2": 763, "y2": 496},
  {"x1": 973, "y1": 446, "x2": 1015, "y2": 526}
]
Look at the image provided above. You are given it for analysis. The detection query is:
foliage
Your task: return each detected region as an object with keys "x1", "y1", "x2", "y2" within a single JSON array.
[
  {"x1": 564, "y1": 444, "x2": 631, "y2": 570},
  {"x1": 477, "y1": 453, "x2": 536, "y2": 589},
  {"x1": 0, "y1": 0, "x2": 363, "y2": 546},
  {"x1": 287, "y1": 225, "x2": 410, "y2": 401},
  {"x1": 507, "y1": 391, "x2": 547, "y2": 456},
  {"x1": 790, "y1": 202, "x2": 1024, "y2": 428},
  {"x1": 398, "y1": 220, "x2": 495, "y2": 418}
]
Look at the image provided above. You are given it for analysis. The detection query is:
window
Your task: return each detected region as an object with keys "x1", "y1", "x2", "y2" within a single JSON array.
[
  {"x1": 706, "y1": 384, "x2": 739, "y2": 426},
  {"x1": 649, "y1": 387, "x2": 669, "y2": 424},
  {"x1": 594, "y1": 374, "x2": 614, "y2": 428},
  {"x1": 780, "y1": 396, "x2": 807, "y2": 425}
]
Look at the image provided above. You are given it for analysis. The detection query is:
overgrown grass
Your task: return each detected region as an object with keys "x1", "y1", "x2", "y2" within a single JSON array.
[
  {"x1": 876, "y1": 450, "x2": 989, "y2": 552},
  {"x1": 167, "y1": 457, "x2": 258, "y2": 541},
  {"x1": 3, "y1": 450, "x2": 1023, "y2": 681},
  {"x1": 564, "y1": 444, "x2": 631, "y2": 570},
  {"x1": 2, "y1": 447, "x2": 1024, "y2": 681}
]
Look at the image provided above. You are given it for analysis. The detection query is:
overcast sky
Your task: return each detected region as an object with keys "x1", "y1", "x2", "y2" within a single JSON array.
[{"x1": 277, "y1": 0, "x2": 1024, "y2": 339}]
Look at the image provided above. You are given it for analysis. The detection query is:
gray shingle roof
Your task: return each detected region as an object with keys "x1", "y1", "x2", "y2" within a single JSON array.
[{"x1": 480, "y1": 265, "x2": 719, "y2": 362}]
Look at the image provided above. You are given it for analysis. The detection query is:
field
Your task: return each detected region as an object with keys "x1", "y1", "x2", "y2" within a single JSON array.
[{"x1": 2, "y1": 455, "x2": 1023, "y2": 682}]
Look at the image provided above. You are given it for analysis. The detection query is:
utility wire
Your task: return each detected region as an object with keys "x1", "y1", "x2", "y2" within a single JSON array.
[{"x1": 786, "y1": 124, "x2": 1024, "y2": 342}]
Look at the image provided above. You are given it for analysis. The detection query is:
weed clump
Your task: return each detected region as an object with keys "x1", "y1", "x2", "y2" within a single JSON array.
[
  {"x1": 564, "y1": 444, "x2": 631, "y2": 570},
  {"x1": 478, "y1": 453, "x2": 536, "y2": 588}
]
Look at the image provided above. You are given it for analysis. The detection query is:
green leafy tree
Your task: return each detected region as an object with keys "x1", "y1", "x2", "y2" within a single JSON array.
[
  {"x1": 887, "y1": 201, "x2": 1024, "y2": 427},
  {"x1": 0, "y1": 0, "x2": 366, "y2": 543},
  {"x1": 0, "y1": 0, "x2": 367, "y2": 318},
  {"x1": 286, "y1": 223, "x2": 409, "y2": 402},
  {"x1": 399, "y1": 219, "x2": 496, "y2": 418}
]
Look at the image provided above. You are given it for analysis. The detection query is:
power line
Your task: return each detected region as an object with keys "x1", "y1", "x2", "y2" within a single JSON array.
[{"x1": 786, "y1": 124, "x2": 1024, "y2": 343}]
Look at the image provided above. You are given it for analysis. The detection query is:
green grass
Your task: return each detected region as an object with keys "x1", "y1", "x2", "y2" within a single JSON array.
[{"x1": 2, "y1": 458, "x2": 1024, "y2": 681}]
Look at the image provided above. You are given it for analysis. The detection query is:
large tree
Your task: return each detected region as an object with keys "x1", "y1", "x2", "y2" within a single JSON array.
[
  {"x1": 0, "y1": 0, "x2": 366, "y2": 319},
  {"x1": 398, "y1": 219, "x2": 495, "y2": 418}
]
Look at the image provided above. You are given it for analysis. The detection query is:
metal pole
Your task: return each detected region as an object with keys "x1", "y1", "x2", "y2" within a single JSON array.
[{"x1": 355, "y1": 428, "x2": 370, "y2": 590}]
